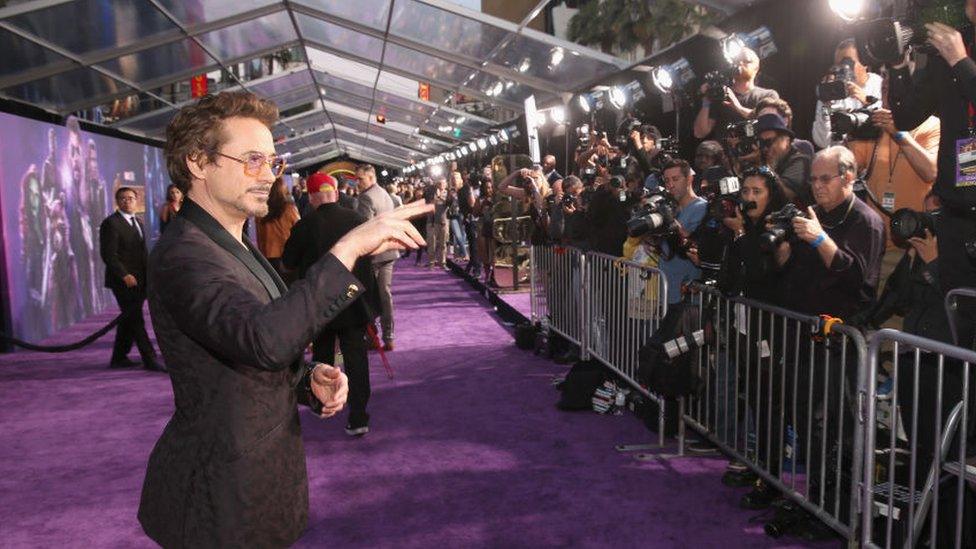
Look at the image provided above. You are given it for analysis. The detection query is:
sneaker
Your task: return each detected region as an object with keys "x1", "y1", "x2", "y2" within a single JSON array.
[
  {"x1": 726, "y1": 460, "x2": 749, "y2": 472},
  {"x1": 686, "y1": 440, "x2": 719, "y2": 455},
  {"x1": 345, "y1": 424, "x2": 369, "y2": 436}
]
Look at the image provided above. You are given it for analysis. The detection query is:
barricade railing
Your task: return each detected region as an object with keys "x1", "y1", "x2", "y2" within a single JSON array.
[
  {"x1": 861, "y1": 329, "x2": 976, "y2": 549},
  {"x1": 530, "y1": 245, "x2": 670, "y2": 444},
  {"x1": 681, "y1": 282, "x2": 869, "y2": 542},
  {"x1": 584, "y1": 251, "x2": 669, "y2": 445},
  {"x1": 530, "y1": 245, "x2": 586, "y2": 346}
]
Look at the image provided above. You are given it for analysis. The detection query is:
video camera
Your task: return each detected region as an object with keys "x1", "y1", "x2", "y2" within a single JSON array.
[
  {"x1": 854, "y1": 0, "x2": 968, "y2": 66},
  {"x1": 817, "y1": 58, "x2": 856, "y2": 102},
  {"x1": 759, "y1": 203, "x2": 806, "y2": 252},
  {"x1": 702, "y1": 70, "x2": 731, "y2": 102}
]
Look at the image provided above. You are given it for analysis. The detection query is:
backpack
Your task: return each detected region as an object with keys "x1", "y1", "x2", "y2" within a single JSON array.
[
  {"x1": 636, "y1": 300, "x2": 709, "y2": 398},
  {"x1": 557, "y1": 360, "x2": 610, "y2": 411}
]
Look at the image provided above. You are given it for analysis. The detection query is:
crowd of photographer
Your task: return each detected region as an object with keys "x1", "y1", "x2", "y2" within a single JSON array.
[{"x1": 502, "y1": 17, "x2": 976, "y2": 538}]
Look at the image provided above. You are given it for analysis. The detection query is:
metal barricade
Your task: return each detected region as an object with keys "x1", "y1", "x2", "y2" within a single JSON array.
[
  {"x1": 682, "y1": 283, "x2": 869, "y2": 542},
  {"x1": 584, "y1": 251, "x2": 669, "y2": 445},
  {"x1": 530, "y1": 245, "x2": 586, "y2": 346},
  {"x1": 861, "y1": 329, "x2": 976, "y2": 549}
]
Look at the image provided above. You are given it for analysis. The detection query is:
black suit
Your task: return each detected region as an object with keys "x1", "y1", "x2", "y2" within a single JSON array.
[
  {"x1": 283, "y1": 202, "x2": 377, "y2": 426},
  {"x1": 138, "y1": 199, "x2": 368, "y2": 547},
  {"x1": 98, "y1": 211, "x2": 156, "y2": 366}
]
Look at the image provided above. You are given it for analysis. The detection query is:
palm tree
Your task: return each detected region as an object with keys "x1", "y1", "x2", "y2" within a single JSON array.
[{"x1": 568, "y1": 0, "x2": 719, "y2": 57}]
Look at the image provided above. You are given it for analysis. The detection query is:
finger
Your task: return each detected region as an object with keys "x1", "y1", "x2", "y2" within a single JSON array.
[{"x1": 806, "y1": 206, "x2": 818, "y2": 220}]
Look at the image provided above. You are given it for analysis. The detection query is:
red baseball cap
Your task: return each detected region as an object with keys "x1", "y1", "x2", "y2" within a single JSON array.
[{"x1": 306, "y1": 172, "x2": 337, "y2": 193}]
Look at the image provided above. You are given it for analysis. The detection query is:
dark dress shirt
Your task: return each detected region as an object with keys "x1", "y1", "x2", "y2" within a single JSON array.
[{"x1": 779, "y1": 195, "x2": 886, "y2": 319}]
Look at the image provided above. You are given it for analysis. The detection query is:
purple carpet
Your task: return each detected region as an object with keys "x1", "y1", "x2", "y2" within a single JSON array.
[
  {"x1": 0, "y1": 259, "x2": 825, "y2": 547},
  {"x1": 498, "y1": 290, "x2": 532, "y2": 319}
]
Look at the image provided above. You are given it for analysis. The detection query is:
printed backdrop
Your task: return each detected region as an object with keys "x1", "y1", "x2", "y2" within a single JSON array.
[{"x1": 0, "y1": 113, "x2": 170, "y2": 343}]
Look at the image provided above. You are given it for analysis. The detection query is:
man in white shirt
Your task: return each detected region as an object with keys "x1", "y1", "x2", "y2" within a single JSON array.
[{"x1": 812, "y1": 38, "x2": 883, "y2": 149}]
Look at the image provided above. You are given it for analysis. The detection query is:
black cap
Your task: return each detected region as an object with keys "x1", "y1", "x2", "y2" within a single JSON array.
[{"x1": 755, "y1": 113, "x2": 794, "y2": 138}]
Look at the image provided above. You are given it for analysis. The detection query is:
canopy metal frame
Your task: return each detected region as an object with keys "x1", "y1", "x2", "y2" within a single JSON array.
[{"x1": 1, "y1": 0, "x2": 636, "y2": 167}]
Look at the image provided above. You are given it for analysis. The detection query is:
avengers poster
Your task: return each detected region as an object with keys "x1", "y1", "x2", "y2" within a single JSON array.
[{"x1": 0, "y1": 112, "x2": 170, "y2": 343}]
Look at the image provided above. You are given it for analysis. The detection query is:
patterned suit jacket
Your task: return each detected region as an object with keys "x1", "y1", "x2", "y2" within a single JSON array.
[{"x1": 138, "y1": 198, "x2": 364, "y2": 547}]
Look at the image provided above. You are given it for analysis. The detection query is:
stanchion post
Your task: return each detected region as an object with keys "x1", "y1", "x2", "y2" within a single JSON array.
[{"x1": 580, "y1": 252, "x2": 590, "y2": 360}]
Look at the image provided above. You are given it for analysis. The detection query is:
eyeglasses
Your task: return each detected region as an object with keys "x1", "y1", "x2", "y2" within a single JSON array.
[
  {"x1": 215, "y1": 151, "x2": 286, "y2": 178},
  {"x1": 809, "y1": 173, "x2": 841, "y2": 185},
  {"x1": 758, "y1": 137, "x2": 777, "y2": 149}
]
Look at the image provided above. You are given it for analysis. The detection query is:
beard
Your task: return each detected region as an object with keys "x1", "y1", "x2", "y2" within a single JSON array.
[{"x1": 232, "y1": 187, "x2": 270, "y2": 218}]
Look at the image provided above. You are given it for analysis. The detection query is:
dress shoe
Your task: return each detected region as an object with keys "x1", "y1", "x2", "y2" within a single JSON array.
[
  {"x1": 109, "y1": 358, "x2": 139, "y2": 369},
  {"x1": 740, "y1": 480, "x2": 779, "y2": 510},
  {"x1": 143, "y1": 359, "x2": 167, "y2": 372},
  {"x1": 382, "y1": 341, "x2": 394, "y2": 352}
]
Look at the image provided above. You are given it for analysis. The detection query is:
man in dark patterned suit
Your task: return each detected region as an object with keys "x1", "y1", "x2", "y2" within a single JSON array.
[{"x1": 137, "y1": 92, "x2": 429, "y2": 547}]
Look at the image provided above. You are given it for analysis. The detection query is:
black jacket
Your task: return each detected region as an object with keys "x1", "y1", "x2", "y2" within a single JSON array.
[
  {"x1": 282, "y1": 202, "x2": 378, "y2": 329},
  {"x1": 861, "y1": 253, "x2": 951, "y2": 343},
  {"x1": 99, "y1": 211, "x2": 147, "y2": 289},
  {"x1": 138, "y1": 199, "x2": 365, "y2": 548},
  {"x1": 585, "y1": 188, "x2": 629, "y2": 256}
]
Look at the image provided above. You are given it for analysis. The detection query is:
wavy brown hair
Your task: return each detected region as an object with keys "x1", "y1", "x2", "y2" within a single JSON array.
[
  {"x1": 260, "y1": 177, "x2": 288, "y2": 222},
  {"x1": 164, "y1": 91, "x2": 279, "y2": 194}
]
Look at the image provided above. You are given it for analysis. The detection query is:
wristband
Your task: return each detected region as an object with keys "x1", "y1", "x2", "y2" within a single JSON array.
[
  {"x1": 893, "y1": 131, "x2": 908, "y2": 144},
  {"x1": 811, "y1": 232, "x2": 827, "y2": 249}
]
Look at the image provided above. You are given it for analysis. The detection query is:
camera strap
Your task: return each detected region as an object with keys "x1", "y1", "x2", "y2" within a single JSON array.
[{"x1": 856, "y1": 140, "x2": 894, "y2": 219}]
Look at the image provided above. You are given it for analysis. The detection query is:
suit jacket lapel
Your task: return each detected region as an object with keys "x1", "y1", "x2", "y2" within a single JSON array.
[{"x1": 179, "y1": 199, "x2": 282, "y2": 300}]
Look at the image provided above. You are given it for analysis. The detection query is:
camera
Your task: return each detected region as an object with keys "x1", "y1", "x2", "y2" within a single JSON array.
[
  {"x1": 759, "y1": 203, "x2": 806, "y2": 252},
  {"x1": 817, "y1": 58, "x2": 856, "y2": 102},
  {"x1": 702, "y1": 70, "x2": 731, "y2": 102},
  {"x1": 830, "y1": 107, "x2": 881, "y2": 141},
  {"x1": 701, "y1": 170, "x2": 747, "y2": 219},
  {"x1": 561, "y1": 193, "x2": 578, "y2": 209},
  {"x1": 581, "y1": 166, "x2": 597, "y2": 186},
  {"x1": 726, "y1": 119, "x2": 759, "y2": 157},
  {"x1": 615, "y1": 117, "x2": 643, "y2": 149},
  {"x1": 854, "y1": 0, "x2": 967, "y2": 66},
  {"x1": 889, "y1": 207, "x2": 939, "y2": 248},
  {"x1": 627, "y1": 191, "x2": 679, "y2": 238}
]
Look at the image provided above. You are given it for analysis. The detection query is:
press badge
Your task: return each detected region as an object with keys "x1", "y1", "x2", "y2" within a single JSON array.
[
  {"x1": 955, "y1": 137, "x2": 976, "y2": 188},
  {"x1": 882, "y1": 192, "x2": 896, "y2": 211}
]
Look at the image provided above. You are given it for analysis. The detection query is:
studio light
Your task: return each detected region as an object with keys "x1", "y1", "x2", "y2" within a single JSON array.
[
  {"x1": 721, "y1": 34, "x2": 746, "y2": 64},
  {"x1": 491, "y1": 81, "x2": 504, "y2": 96},
  {"x1": 498, "y1": 129, "x2": 509, "y2": 141},
  {"x1": 381, "y1": 169, "x2": 389, "y2": 177},
  {"x1": 488, "y1": 135, "x2": 498, "y2": 146},
  {"x1": 608, "y1": 86, "x2": 627, "y2": 110},
  {"x1": 550, "y1": 106, "x2": 566, "y2": 125},
  {"x1": 577, "y1": 93, "x2": 592, "y2": 114},
  {"x1": 534, "y1": 110, "x2": 547, "y2": 127},
  {"x1": 477, "y1": 138, "x2": 487, "y2": 150},
  {"x1": 829, "y1": 0, "x2": 866, "y2": 22},
  {"x1": 549, "y1": 47, "x2": 564, "y2": 69},
  {"x1": 651, "y1": 58, "x2": 695, "y2": 94},
  {"x1": 517, "y1": 57, "x2": 532, "y2": 73},
  {"x1": 430, "y1": 164, "x2": 443, "y2": 177}
]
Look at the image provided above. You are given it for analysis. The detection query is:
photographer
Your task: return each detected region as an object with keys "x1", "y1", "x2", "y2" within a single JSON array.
[
  {"x1": 887, "y1": 16, "x2": 976, "y2": 347},
  {"x1": 585, "y1": 174, "x2": 630, "y2": 256},
  {"x1": 719, "y1": 167, "x2": 789, "y2": 303},
  {"x1": 543, "y1": 154, "x2": 562, "y2": 185},
  {"x1": 847, "y1": 73, "x2": 939, "y2": 283},
  {"x1": 628, "y1": 124, "x2": 668, "y2": 181},
  {"x1": 756, "y1": 97, "x2": 815, "y2": 158},
  {"x1": 561, "y1": 176, "x2": 588, "y2": 249},
  {"x1": 459, "y1": 172, "x2": 483, "y2": 277},
  {"x1": 694, "y1": 47, "x2": 780, "y2": 140},
  {"x1": 693, "y1": 140, "x2": 730, "y2": 195},
  {"x1": 775, "y1": 146, "x2": 886, "y2": 320},
  {"x1": 812, "y1": 39, "x2": 883, "y2": 149},
  {"x1": 756, "y1": 113, "x2": 813, "y2": 207},
  {"x1": 858, "y1": 192, "x2": 949, "y2": 341},
  {"x1": 497, "y1": 165, "x2": 551, "y2": 247},
  {"x1": 659, "y1": 159, "x2": 708, "y2": 304}
]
